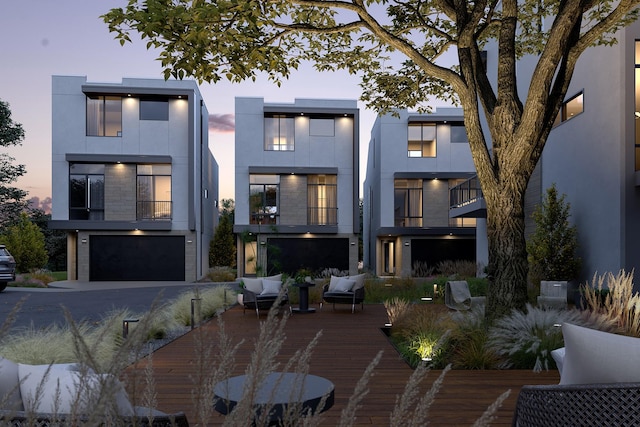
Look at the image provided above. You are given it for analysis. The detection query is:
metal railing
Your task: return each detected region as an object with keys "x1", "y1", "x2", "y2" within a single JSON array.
[
  {"x1": 308, "y1": 207, "x2": 338, "y2": 225},
  {"x1": 449, "y1": 176, "x2": 483, "y2": 209},
  {"x1": 137, "y1": 201, "x2": 172, "y2": 220}
]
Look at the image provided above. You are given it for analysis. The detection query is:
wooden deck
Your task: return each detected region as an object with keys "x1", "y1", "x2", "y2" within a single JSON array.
[{"x1": 126, "y1": 302, "x2": 559, "y2": 426}]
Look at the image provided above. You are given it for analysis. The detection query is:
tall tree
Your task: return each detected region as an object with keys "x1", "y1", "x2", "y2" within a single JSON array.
[
  {"x1": 103, "y1": 1, "x2": 640, "y2": 319},
  {"x1": 210, "y1": 199, "x2": 237, "y2": 268},
  {"x1": 0, "y1": 99, "x2": 27, "y2": 230}
]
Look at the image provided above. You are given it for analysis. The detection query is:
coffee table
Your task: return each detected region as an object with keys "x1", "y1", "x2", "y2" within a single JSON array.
[{"x1": 213, "y1": 372, "x2": 334, "y2": 423}]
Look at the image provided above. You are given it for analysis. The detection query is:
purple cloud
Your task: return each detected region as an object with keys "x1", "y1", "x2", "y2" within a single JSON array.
[{"x1": 209, "y1": 114, "x2": 235, "y2": 133}]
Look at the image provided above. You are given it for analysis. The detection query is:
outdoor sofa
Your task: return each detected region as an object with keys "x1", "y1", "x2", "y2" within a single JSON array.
[
  {"x1": 0, "y1": 358, "x2": 189, "y2": 427},
  {"x1": 512, "y1": 322, "x2": 640, "y2": 426},
  {"x1": 320, "y1": 274, "x2": 366, "y2": 313}
]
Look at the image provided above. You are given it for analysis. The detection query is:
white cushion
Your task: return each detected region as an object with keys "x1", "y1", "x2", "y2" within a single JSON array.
[
  {"x1": 242, "y1": 277, "x2": 263, "y2": 294},
  {"x1": 333, "y1": 278, "x2": 356, "y2": 292},
  {"x1": 260, "y1": 279, "x2": 282, "y2": 295},
  {"x1": 264, "y1": 273, "x2": 283, "y2": 282},
  {"x1": 560, "y1": 323, "x2": 640, "y2": 385},
  {"x1": 0, "y1": 357, "x2": 24, "y2": 410},
  {"x1": 551, "y1": 347, "x2": 565, "y2": 375},
  {"x1": 328, "y1": 275, "x2": 344, "y2": 291},
  {"x1": 348, "y1": 274, "x2": 366, "y2": 291},
  {"x1": 18, "y1": 363, "x2": 134, "y2": 415}
]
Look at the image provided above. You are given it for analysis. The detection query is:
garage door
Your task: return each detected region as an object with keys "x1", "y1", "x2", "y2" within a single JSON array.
[{"x1": 89, "y1": 235, "x2": 185, "y2": 281}]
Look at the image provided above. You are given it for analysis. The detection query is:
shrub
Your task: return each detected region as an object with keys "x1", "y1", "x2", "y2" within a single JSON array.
[
  {"x1": 487, "y1": 304, "x2": 614, "y2": 371},
  {"x1": 581, "y1": 269, "x2": 640, "y2": 337},
  {"x1": 411, "y1": 261, "x2": 435, "y2": 277},
  {"x1": 436, "y1": 260, "x2": 478, "y2": 278},
  {"x1": 206, "y1": 266, "x2": 237, "y2": 282},
  {"x1": 527, "y1": 184, "x2": 581, "y2": 283},
  {"x1": 170, "y1": 285, "x2": 232, "y2": 326},
  {"x1": 446, "y1": 306, "x2": 501, "y2": 369}
]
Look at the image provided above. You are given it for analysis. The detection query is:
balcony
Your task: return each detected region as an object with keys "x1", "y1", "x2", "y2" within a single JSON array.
[
  {"x1": 137, "y1": 201, "x2": 172, "y2": 220},
  {"x1": 308, "y1": 207, "x2": 338, "y2": 226},
  {"x1": 449, "y1": 176, "x2": 486, "y2": 218}
]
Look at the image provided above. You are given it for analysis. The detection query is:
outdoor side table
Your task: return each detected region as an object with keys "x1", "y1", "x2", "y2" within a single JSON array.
[
  {"x1": 213, "y1": 372, "x2": 334, "y2": 423},
  {"x1": 292, "y1": 282, "x2": 316, "y2": 313}
]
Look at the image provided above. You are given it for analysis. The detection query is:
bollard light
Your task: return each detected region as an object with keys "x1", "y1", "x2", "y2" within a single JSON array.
[{"x1": 123, "y1": 318, "x2": 139, "y2": 339}]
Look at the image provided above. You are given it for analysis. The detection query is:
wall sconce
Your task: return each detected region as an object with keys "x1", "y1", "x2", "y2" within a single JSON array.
[
  {"x1": 187, "y1": 240, "x2": 193, "y2": 244},
  {"x1": 122, "y1": 318, "x2": 139, "y2": 339},
  {"x1": 260, "y1": 241, "x2": 266, "y2": 246},
  {"x1": 81, "y1": 238, "x2": 87, "y2": 244},
  {"x1": 404, "y1": 242, "x2": 409, "y2": 246},
  {"x1": 350, "y1": 242, "x2": 356, "y2": 246}
]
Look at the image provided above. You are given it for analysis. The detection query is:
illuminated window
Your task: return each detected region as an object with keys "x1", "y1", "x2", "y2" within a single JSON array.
[
  {"x1": 553, "y1": 92, "x2": 583, "y2": 126},
  {"x1": 408, "y1": 123, "x2": 436, "y2": 157},
  {"x1": 264, "y1": 115, "x2": 295, "y2": 151},
  {"x1": 308, "y1": 175, "x2": 337, "y2": 225},
  {"x1": 137, "y1": 164, "x2": 172, "y2": 220},
  {"x1": 86, "y1": 96, "x2": 121, "y2": 136}
]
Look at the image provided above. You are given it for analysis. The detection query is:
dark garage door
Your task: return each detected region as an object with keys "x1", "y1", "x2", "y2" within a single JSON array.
[{"x1": 90, "y1": 235, "x2": 185, "y2": 281}]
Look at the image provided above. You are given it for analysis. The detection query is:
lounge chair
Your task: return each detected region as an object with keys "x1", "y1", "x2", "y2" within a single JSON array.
[{"x1": 320, "y1": 274, "x2": 365, "y2": 313}]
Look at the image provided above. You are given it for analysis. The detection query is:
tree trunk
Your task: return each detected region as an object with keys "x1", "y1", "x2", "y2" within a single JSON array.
[{"x1": 483, "y1": 181, "x2": 529, "y2": 322}]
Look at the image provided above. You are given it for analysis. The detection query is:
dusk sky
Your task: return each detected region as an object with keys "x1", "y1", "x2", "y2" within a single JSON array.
[{"x1": 1, "y1": 1, "x2": 392, "y2": 204}]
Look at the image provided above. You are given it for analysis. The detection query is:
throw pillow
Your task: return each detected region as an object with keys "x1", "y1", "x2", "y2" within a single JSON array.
[
  {"x1": 328, "y1": 275, "x2": 345, "y2": 292},
  {"x1": 551, "y1": 347, "x2": 565, "y2": 375},
  {"x1": 18, "y1": 363, "x2": 134, "y2": 415},
  {"x1": 560, "y1": 323, "x2": 640, "y2": 385},
  {"x1": 348, "y1": 273, "x2": 366, "y2": 291},
  {"x1": 264, "y1": 273, "x2": 283, "y2": 282},
  {"x1": 334, "y1": 278, "x2": 356, "y2": 292},
  {"x1": 242, "y1": 277, "x2": 263, "y2": 294},
  {"x1": 0, "y1": 357, "x2": 24, "y2": 411},
  {"x1": 260, "y1": 279, "x2": 282, "y2": 295}
]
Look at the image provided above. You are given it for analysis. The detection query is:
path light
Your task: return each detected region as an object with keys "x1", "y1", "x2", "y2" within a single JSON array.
[
  {"x1": 191, "y1": 298, "x2": 202, "y2": 330},
  {"x1": 122, "y1": 318, "x2": 139, "y2": 339}
]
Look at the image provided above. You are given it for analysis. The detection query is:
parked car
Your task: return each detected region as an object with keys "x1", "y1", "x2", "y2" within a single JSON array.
[{"x1": 0, "y1": 245, "x2": 16, "y2": 292}]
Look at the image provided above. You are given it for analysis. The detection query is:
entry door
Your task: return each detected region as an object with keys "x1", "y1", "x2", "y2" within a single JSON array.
[{"x1": 383, "y1": 241, "x2": 395, "y2": 275}]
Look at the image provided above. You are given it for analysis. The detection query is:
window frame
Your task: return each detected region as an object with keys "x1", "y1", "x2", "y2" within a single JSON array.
[
  {"x1": 69, "y1": 163, "x2": 105, "y2": 220},
  {"x1": 394, "y1": 179, "x2": 423, "y2": 227},
  {"x1": 249, "y1": 174, "x2": 280, "y2": 224},
  {"x1": 408, "y1": 123, "x2": 437, "y2": 157},
  {"x1": 136, "y1": 164, "x2": 172, "y2": 220},
  {"x1": 264, "y1": 115, "x2": 295, "y2": 151},
  {"x1": 86, "y1": 96, "x2": 122, "y2": 137},
  {"x1": 307, "y1": 174, "x2": 338, "y2": 225}
]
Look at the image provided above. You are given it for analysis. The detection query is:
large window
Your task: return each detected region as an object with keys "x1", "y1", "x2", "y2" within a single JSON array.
[
  {"x1": 69, "y1": 163, "x2": 105, "y2": 220},
  {"x1": 86, "y1": 96, "x2": 122, "y2": 136},
  {"x1": 308, "y1": 175, "x2": 337, "y2": 225},
  {"x1": 408, "y1": 123, "x2": 436, "y2": 157},
  {"x1": 137, "y1": 164, "x2": 172, "y2": 220},
  {"x1": 264, "y1": 115, "x2": 295, "y2": 151},
  {"x1": 250, "y1": 175, "x2": 279, "y2": 224},
  {"x1": 394, "y1": 179, "x2": 423, "y2": 227}
]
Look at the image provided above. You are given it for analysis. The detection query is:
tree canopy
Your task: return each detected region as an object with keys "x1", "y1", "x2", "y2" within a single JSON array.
[
  {"x1": 103, "y1": 0, "x2": 640, "y2": 319},
  {"x1": 0, "y1": 99, "x2": 27, "y2": 230}
]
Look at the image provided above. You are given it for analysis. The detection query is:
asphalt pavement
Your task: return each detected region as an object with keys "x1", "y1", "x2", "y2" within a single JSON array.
[{"x1": 0, "y1": 281, "x2": 237, "y2": 333}]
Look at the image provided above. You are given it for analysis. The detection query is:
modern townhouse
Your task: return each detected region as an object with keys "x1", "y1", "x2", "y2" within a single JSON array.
[
  {"x1": 234, "y1": 97, "x2": 360, "y2": 277},
  {"x1": 49, "y1": 76, "x2": 218, "y2": 282},
  {"x1": 363, "y1": 108, "x2": 488, "y2": 277}
]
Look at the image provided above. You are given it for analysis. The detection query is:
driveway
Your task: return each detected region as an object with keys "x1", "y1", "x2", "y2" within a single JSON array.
[{"x1": 0, "y1": 281, "x2": 235, "y2": 333}]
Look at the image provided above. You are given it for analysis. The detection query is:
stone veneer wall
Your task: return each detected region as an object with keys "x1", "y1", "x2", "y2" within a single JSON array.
[
  {"x1": 279, "y1": 175, "x2": 307, "y2": 225},
  {"x1": 105, "y1": 164, "x2": 137, "y2": 220}
]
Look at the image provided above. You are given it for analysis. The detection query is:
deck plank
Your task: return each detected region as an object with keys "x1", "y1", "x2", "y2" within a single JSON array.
[{"x1": 125, "y1": 302, "x2": 559, "y2": 426}]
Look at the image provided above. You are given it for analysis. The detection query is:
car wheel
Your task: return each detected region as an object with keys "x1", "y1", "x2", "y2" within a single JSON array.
[{"x1": 0, "y1": 282, "x2": 7, "y2": 292}]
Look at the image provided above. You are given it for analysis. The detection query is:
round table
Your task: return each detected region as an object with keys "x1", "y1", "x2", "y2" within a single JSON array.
[
  {"x1": 292, "y1": 282, "x2": 316, "y2": 313},
  {"x1": 213, "y1": 372, "x2": 334, "y2": 423}
]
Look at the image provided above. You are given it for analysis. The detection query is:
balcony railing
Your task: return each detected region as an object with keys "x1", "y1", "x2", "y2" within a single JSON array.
[
  {"x1": 137, "y1": 201, "x2": 172, "y2": 220},
  {"x1": 308, "y1": 207, "x2": 338, "y2": 225},
  {"x1": 450, "y1": 176, "x2": 483, "y2": 209}
]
